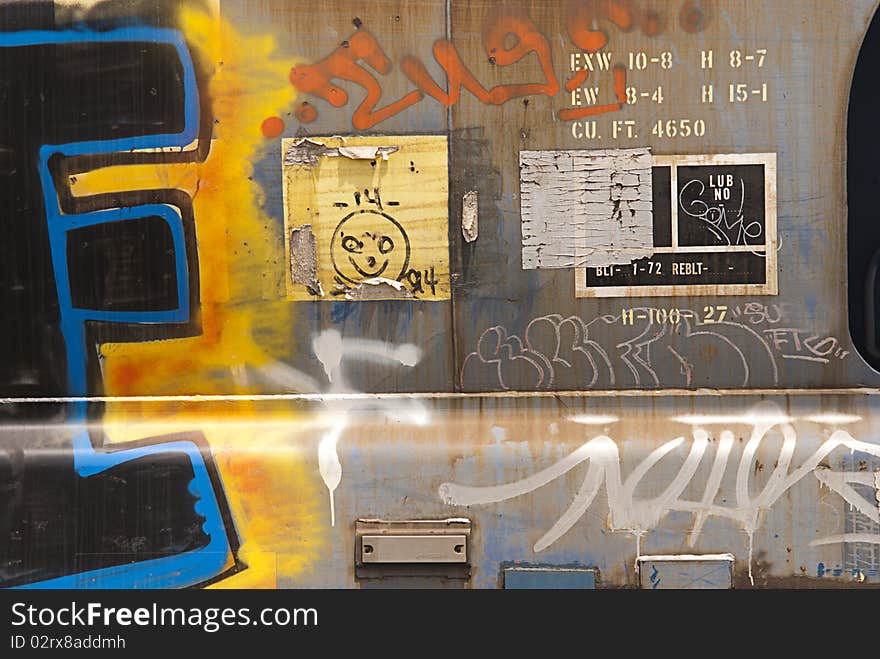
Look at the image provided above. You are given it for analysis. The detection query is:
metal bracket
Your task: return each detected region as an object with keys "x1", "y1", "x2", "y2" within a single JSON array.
[{"x1": 354, "y1": 519, "x2": 472, "y2": 582}]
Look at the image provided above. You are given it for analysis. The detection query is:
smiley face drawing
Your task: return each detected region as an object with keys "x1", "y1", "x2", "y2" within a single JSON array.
[{"x1": 330, "y1": 210, "x2": 411, "y2": 285}]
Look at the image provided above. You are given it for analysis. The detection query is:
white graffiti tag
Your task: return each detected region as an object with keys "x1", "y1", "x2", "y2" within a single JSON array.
[
  {"x1": 461, "y1": 308, "x2": 782, "y2": 390},
  {"x1": 258, "y1": 329, "x2": 425, "y2": 525},
  {"x1": 439, "y1": 406, "x2": 880, "y2": 583}
]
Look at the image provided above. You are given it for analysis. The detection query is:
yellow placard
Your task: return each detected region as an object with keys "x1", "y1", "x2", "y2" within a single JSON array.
[{"x1": 282, "y1": 135, "x2": 449, "y2": 301}]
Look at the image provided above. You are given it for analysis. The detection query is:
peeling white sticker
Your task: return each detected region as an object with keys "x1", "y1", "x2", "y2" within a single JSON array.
[
  {"x1": 284, "y1": 138, "x2": 399, "y2": 166},
  {"x1": 462, "y1": 190, "x2": 478, "y2": 243},
  {"x1": 520, "y1": 147, "x2": 653, "y2": 269},
  {"x1": 344, "y1": 276, "x2": 415, "y2": 300}
]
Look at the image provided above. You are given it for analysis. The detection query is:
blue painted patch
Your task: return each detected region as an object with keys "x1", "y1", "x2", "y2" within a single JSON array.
[
  {"x1": 503, "y1": 567, "x2": 597, "y2": 589},
  {"x1": 5, "y1": 27, "x2": 233, "y2": 590},
  {"x1": 331, "y1": 301, "x2": 358, "y2": 324}
]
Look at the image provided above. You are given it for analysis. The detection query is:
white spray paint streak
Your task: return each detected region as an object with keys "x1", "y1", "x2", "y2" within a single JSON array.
[
  {"x1": 259, "y1": 359, "x2": 322, "y2": 392},
  {"x1": 314, "y1": 330, "x2": 422, "y2": 524},
  {"x1": 810, "y1": 534, "x2": 880, "y2": 547},
  {"x1": 438, "y1": 438, "x2": 609, "y2": 507},
  {"x1": 318, "y1": 422, "x2": 345, "y2": 526},
  {"x1": 440, "y1": 404, "x2": 880, "y2": 575},
  {"x1": 689, "y1": 430, "x2": 734, "y2": 545},
  {"x1": 261, "y1": 329, "x2": 424, "y2": 526},
  {"x1": 312, "y1": 330, "x2": 420, "y2": 382},
  {"x1": 312, "y1": 330, "x2": 344, "y2": 383},
  {"x1": 732, "y1": 416, "x2": 796, "y2": 585},
  {"x1": 812, "y1": 469, "x2": 879, "y2": 523},
  {"x1": 535, "y1": 459, "x2": 607, "y2": 552}
]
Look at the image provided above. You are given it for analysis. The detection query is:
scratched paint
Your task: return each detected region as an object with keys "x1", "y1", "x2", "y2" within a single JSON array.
[
  {"x1": 289, "y1": 225, "x2": 323, "y2": 296},
  {"x1": 637, "y1": 554, "x2": 735, "y2": 589}
]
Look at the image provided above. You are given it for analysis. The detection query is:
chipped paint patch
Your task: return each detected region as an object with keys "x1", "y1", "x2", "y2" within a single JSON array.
[
  {"x1": 520, "y1": 147, "x2": 653, "y2": 269},
  {"x1": 289, "y1": 224, "x2": 323, "y2": 296},
  {"x1": 462, "y1": 190, "x2": 478, "y2": 242}
]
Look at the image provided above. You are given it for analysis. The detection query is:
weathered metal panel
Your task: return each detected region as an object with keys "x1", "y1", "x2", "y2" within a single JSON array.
[
  {"x1": 637, "y1": 554, "x2": 734, "y2": 589},
  {"x1": 504, "y1": 567, "x2": 597, "y2": 589},
  {"x1": 448, "y1": 0, "x2": 878, "y2": 393}
]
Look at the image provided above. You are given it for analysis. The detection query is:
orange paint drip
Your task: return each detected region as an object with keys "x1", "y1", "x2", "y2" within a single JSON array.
[
  {"x1": 641, "y1": 9, "x2": 662, "y2": 37},
  {"x1": 680, "y1": 1, "x2": 709, "y2": 33},
  {"x1": 565, "y1": 66, "x2": 591, "y2": 92},
  {"x1": 481, "y1": 9, "x2": 560, "y2": 99}
]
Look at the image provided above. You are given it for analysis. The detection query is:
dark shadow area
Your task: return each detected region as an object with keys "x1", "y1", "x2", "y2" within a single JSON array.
[
  {"x1": 848, "y1": 7, "x2": 880, "y2": 371},
  {"x1": 0, "y1": 447, "x2": 210, "y2": 587}
]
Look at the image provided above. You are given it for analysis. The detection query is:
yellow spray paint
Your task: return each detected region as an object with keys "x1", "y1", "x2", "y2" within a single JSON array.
[{"x1": 73, "y1": 8, "x2": 325, "y2": 586}]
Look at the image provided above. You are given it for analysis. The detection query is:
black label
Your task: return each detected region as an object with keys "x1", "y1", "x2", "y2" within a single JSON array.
[
  {"x1": 585, "y1": 252, "x2": 767, "y2": 287},
  {"x1": 581, "y1": 159, "x2": 771, "y2": 292},
  {"x1": 677, "y1": 164, "x2": 766, "y2": 248}
]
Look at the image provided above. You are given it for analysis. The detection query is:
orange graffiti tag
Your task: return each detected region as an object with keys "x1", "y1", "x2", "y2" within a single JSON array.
[
  {"x1": 288, "y1": 30, "x2": 423, "y2": 130},
  {"x1": 565, "y1": 0, "x2": 635, "y2": 53},
  {"x1": 400, "y1": 10, "x2": 559, "y2": 107},
  {"x1": 289, "y1": 3, "x2": 707, "y2": 130}
]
